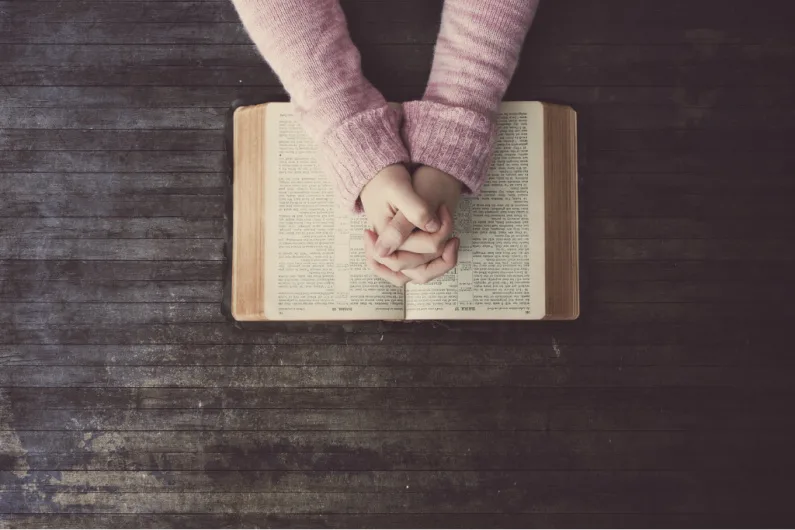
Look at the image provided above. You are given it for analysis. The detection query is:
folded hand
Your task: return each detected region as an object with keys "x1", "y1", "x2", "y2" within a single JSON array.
[
  {"x1": 363, "y1": 165, "x2": 462, "y2": 286},
  {"x1": 359, "y1": 164, "x2": 452, "y2": 286}
]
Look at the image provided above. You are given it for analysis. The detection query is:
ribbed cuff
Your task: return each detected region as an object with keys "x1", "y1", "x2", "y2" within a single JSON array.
[
  {"x1": 402, "y1": 100, "x2": 497, "y2": 195},
  {"x1": 320, "y1": 105, "x2": 410, "y2": 212}
]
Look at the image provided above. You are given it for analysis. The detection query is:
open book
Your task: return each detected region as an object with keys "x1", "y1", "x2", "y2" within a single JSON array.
[{"x1": 231, "y1": 101, "x2": 579, "y2": 321}]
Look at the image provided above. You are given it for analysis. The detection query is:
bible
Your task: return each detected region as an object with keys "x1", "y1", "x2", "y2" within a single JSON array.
[{"x1": 231, "y1": 101, "x2": 579, "y2": 321}]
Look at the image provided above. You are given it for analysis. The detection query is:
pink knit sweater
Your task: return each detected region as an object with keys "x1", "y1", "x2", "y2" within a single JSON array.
[{"x1": 231, "y1": 0, "x2": 538, "y2": 211}]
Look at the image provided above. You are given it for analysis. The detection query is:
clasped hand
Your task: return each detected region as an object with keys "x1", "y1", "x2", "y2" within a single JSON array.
[{"x1": 359, "y1": 164, "x2": 462, "y2": 286}]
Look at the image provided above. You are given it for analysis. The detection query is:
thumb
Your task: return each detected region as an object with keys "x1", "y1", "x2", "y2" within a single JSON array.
[{"x1": 390, "y1": 185, "x2": 441, "y2": 234}]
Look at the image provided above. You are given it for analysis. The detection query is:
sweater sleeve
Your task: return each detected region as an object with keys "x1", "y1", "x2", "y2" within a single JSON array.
[
  {"x1": 402, "y1": 0, "x2": 539, "y2": 195},
  {"x1": 230, "y1": 0, "x2": 410, "y2": 210}
]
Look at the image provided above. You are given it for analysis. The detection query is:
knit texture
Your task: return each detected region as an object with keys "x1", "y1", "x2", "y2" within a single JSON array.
[
  {"x1": 404, "y1": 0, "x2": 539, "y2": 195},
  {"x1": 230, "y1": 0, "x2": 538, "y2": 207},
  {"x1": 230, "y1": 0, "x2": 409, "y2": 210}
]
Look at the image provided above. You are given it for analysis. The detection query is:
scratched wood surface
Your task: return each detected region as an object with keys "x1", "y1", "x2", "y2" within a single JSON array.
[{"x1": 2, "y1": 0, "x2": 795, "y2": 527}]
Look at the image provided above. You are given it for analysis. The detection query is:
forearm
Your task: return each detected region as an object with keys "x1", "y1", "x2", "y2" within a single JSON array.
[
  {"x1": 403, "y1": 0, "x2": 539, "y2": 194},
  {"x1": 231, "y1": 0, "x2": 409, "y2": 210}
]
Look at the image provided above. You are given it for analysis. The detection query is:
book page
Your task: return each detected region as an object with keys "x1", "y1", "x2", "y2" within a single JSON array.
[
  {"x1": 405, "y1": 102, "x2": 546, "y2": 320},
  {"x1": 263, "y1": 104, "x2": 404, "y2": 321}
]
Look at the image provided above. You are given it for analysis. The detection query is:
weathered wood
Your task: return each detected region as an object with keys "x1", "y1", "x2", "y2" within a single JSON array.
[
  {"x1": 1, "y1": 513, "x2": 790, "y2": 529},
  {"x1": 586, "y1": 149, "x2": 795, "y2": 174},
  {"x1": 589, "y1": 238, "x2": 795, "y2": 260},
  {"x1": 3, "y1": 0, "x2": 795, "y2": 524},
  {"x1": 0, "y1": 130, "x2": 222, "y2": 151},
  {"x1": 0, "y1": 22, "x2": 253, "y2": 46},
  {"x1": 0, "y1": 86, "x2": 285, "y2": 108},
  {"x1": 583, "y1": 218, "x2": 795, "y2": 239},
  {"x1": 0, "y1": 303, "x2": 225, "y2": 325},
  {"x1": 0, "y1": 281, "x2": 222, "y2": 302},
  {"x1": 3, "y1": 430, "x2": 792, "y2": 471},
  {"x1": 0, "y1": 342, "x2": 786, "y2": 367},
  {"x1": 591, "y1": 129, "x2": 795, "y2": 152},
  {"x1": 0, "y1": 151, "x2": 223, "y2": 172},
  {"x1": 592, "y1": 281, "x2": 793, "y2": 303},
  {"x1": 0, "y1": 261, "x2": 224, "y2": 282},
  {"x1": 1, "y1": 365, "x2": 792, "y2": 389},
  {"x1": 0, "y1": 480, "x2": 788, "y2": 513},
  {"x1": 0, "y1": 218, "x2": 224, "y2": 239},
  {"x1": 0, "y1": 470, "x2": 734, "y2": 495},
  {"x1": 0, "y1": 386, "x2": 775, "y2": 409},
  {"x1": 0, "y1": 108, "x2": 226, "y2": 129},
  {"x1": 0, "y1": 240, "x2": 223, "y2": 261},
  {"x1": 588, "y1": 172, "x2": 795, "y2": 192},
  {"x1": 2, "y1": 407, "x2": 548, "y2": 432},
  {"x1": 1, "y1": 321, "x2": 790, "y2": 347},
  {"x1": 4, "y1": 387, "x2": 790, "y2": 431},
  {"x1": 0, "y1": 513, "x2": 788, "y2": 529},
  {"x1": 0, "y1": 173, "x2": 225, "y2": 195},
  {"x1": 588, "y1": 260, "x2": 795, "y2": 282}
]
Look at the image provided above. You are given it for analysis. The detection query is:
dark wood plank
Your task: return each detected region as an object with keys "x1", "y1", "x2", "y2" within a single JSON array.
[
  {"x1": 0, "y1": 130, "x2": 222, "y2": 151},
  {"x1": 0, "y1": 479, "x2": 789, "y2": 514},
  {"x1": 0, "y1": 260, "x2": 223, "y2": 281},
  {"x1": 2, "y1": 364, "x2": 793, "y2": 389},
  {"x1": 587, "y1": 260, "x2": 795, "y2": 282},
  {"x1": 0, "y1": 108, "x2": 226, "y2": 129},
  {"x1": 1, "y1": 513, "x2": 790, "y2": 529},
  {"x1": 3, "y1": 387, "x2": 791, "y2": 431},
  {"x1": 0, "y1": 281, "x2": 221, "y2": 302},
  {"x1": 0, "y1": 173, "x2": 224, "y2": 195},
  {"x1": 0, "y1": 218, "x2": 224, "y2": 239},
  {"x1": 0, "y1": 239, "x2": 223, "y2": 260},
  {"x1": 3, "y1": 430, "x2": 793, "y2": 471},
  {"x1": 0, "y1": 342, "x2": 788, "y2": 367},
  {"x1": 0, "y1": 303, "x2": 224, "y2": 325},
  {"x1": 0, "y1": 151, "x2": 223, "y2": 172}
]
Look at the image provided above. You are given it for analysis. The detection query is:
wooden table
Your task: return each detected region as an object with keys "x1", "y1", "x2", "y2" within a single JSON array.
[{"x1": 2, "y1": 0, "x2": 794, "y2": 526}]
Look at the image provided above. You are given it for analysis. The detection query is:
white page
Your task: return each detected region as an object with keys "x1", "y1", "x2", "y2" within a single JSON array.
[
  {"x1": 405, "y1": 102, "x2": 546, "y2": 320},
  {"x1": 263, "y1": 104, "x2": 404, "y2": 321}
]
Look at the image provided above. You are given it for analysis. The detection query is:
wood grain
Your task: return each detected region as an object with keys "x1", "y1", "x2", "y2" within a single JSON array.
[{"x1": 2, "y1": 0, "x2": 794, "y2": 526}]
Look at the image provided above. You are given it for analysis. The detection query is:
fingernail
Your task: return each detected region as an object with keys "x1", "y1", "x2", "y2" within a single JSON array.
[{"x1": 425, "y1": 218, "x2": 441, "y2": 232}]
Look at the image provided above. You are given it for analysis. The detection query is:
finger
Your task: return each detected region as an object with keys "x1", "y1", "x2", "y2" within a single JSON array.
[
  {"x1": 374, "y1": 211, "x2": 416, "y2": 258},
  {"x1": 363, "y1": 230, "x2": 410, "y2": 287},
  {"x1": 403, "y1": 237, "x2": 460, "y2": 285},
  {"x1": 396, "y1": 203, "x2": 455, "y2": 254},
  {"x1": 390, "y1": 183, "x2": 441, "y2": 234},
  {"x1": 376, "y1": 246, "x2": 440, "y2": 272}
]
